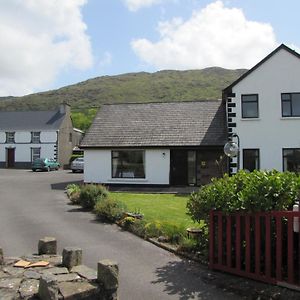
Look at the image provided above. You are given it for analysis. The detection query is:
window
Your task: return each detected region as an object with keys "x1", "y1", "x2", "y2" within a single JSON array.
[
  {"x1": 69, "y1": 133, "x2": 72, "y2": 143},
  {"x1": 283, "y1": 149, "x2": 300, "y2": 173},
  {"x1": 6, "y1": 132, "x2": 15, "y2": 143},
  {"x1": 281, "y1": 93, "x2": 300, "y2": 117},
  {"x1": 31, "y1": 148, "x2": 41, "y2": 162},
  {"x1": 31, "y1": 132, "x2": 40, "y2": 143},
  {"x1": 243, "y1": 149, "x2": 259, "y2": 172},
  {"x1": 241, "y1": 94, "x2": 259, "y2": 118},
  {"x1": 112, "y1": 150, "x2": 145, "y2": 178}
]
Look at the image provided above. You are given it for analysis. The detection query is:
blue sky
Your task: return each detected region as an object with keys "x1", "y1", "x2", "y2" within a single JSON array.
[{"x1": 0, "y1": 0, "x2": 299, "y2": 96}]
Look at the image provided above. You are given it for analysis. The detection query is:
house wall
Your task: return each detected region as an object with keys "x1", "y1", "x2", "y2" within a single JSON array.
[
  {"x1": 57, "y1": 104, "x2": 74, "y2": 168},
  {"x1": 84, "y1": 149, "x2": 170, "y2": 185},
  {"x1": 228, "y1": 48, "x2": 300, "y2": 172},
  {"x1": 0, "y1": 131, "x2": 57, "y2": 168}
]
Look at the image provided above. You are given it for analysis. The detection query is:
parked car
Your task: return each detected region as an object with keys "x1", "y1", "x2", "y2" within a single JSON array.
[
  {"x1": 70, "y1": 157, "x2": 84, "y2": 173},
  {"x1": 32, "y1": 158, "x2": 60, "y2": 172}
]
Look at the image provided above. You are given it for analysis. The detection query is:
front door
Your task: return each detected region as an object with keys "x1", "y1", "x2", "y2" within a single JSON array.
[
  {"x1": 6, "y1": 148, "x2": 15, "y2": 168},
  {"x1": 170, "y1": 150, "x2": 188, "y2": 186}
]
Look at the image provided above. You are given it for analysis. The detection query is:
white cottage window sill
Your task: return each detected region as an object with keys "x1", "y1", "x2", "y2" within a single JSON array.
[
  {"x1": 108, "y1": 179, "x2": 148, "y2": 183},
  {"x1": 280, "y1": 117, "x2": 300, "y2": 120},
  {"x1": 240, "y1": 118, "x2": 261, "y2": 121}
]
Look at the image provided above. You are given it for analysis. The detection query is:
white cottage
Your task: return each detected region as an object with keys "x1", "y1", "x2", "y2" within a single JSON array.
[
  {"x1": 223, "y1": 44, "x2": 300, "y2": 173},
  {"x1": 0, "y1": 104, "x2": 80, "y2": 168},
  {"x1": 80, "y1": 101, "x2": 227, "y2": 186}
]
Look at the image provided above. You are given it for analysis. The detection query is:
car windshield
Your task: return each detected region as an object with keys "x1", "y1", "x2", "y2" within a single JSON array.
[
  {"x1": 34, "y1": 158, "x2": 45, "y2": 163},
  {"x1": 76, "y1": 158, "x2": 84, "y2": 162}
]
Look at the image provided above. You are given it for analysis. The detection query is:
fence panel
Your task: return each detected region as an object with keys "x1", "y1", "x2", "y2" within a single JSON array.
[{"x1": 209, "y1": 210, "x2": 300, "y2": 288}]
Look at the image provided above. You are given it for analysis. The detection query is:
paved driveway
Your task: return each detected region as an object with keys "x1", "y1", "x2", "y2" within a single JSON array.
[{"x1": 0, "y1": 169, "x2": 241, "y2": 299}]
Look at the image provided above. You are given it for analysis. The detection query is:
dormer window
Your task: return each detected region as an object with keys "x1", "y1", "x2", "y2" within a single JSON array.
[
  {"x1": 281, "y1": 93, "x2": 300, "y2": 117},
  {"x1": 6, "y1": 132, "x2": 15, "y2": 143},
  {"x1": 241, "y1": 94, "x2": 259, "y2": 118},
  {"x1": 31, "y1": 132, "x2": 40, "y2": 143}
]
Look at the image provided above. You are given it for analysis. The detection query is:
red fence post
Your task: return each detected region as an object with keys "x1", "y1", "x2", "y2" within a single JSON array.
[
  {"x1": 209, "y1": 210, "x2": 214, "y2": 269},
  {"x1": 276, "y1": 215, "x2": 282, "y2": 281},
  {"x1": 245, "y1": 215, "x2": 251, "y2": 273},
  {"x1": 217, "y1": 212, "x2": 223, "y2": 265},
  {"x1": 236, "y1": 214, "x2": 241, "y2": 271},
  {"x1": 265, "y1": 214, "x2": 271, "y2": 280},
  {"x1": 255, "y1": 215, "x2": 261, "y2": 276},
  {"x1": 287, "y1": 215, "x2": 294, "y2": 284},
  {"x1": 226, "y1": 216, "x2": 232, "y2": 268}
]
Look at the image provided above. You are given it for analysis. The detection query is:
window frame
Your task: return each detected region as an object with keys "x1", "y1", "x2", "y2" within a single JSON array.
[
  {"x1": 243, "y1": 148, "x2": 260, "y2": 172},
  {"x1": 31, "y1": 131, "x2": 41, "y2": 144},
  {"x1": 6, "y1": 132, "x2": 15, "y2": 144},
  {"x1": 283, "y1": 148, "x2": 300, "y2": 173},
  {"x1": 31, "y1": 147, "x2": 41, "y2": 162},
  {"x1": 111, "y1": 150, "x2": 145, "y2": 179},
  {"x1": 281, "y1": 93, "x2": 300, "y2": 117},
  {"x1": 241, "y1": 94, "x2": 259, "y2": 118}
]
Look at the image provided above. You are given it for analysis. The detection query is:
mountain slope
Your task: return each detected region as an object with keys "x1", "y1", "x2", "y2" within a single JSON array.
[{"x1": 0, "y1": 67, "x2": 246, "y2": 112}]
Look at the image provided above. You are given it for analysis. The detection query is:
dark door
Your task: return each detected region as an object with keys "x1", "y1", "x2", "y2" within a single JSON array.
[
  {"x1": 170, "y1": 150, "x2": 188, "y2": 186},
  {"x1": 6, "y1": 148, "x2": 15, "y2": 168}
]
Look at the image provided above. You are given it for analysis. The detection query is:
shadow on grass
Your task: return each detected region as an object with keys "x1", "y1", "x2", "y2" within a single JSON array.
[{"x1": 152, "y1": 260, "x2": 220, "y2": 300}]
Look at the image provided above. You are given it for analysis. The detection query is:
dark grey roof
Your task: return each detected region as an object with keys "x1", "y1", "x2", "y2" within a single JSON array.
[
  {"x1": 81, "y1": 101, "x2": 227, "y2": 148},
  {"x1": 0, "y1": 109, "x2": 65, "y2": 131}
]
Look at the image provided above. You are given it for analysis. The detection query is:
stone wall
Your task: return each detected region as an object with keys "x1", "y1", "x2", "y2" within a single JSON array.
[{"x1": 0, "y1": 237, "x2": 119, "y2": 300}]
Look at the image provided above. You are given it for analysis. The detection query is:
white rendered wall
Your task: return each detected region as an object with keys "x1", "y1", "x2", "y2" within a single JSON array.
[
  {"x1": 84, "y1": 149, "x2": 170, "y2": 185},
  {"x1": 0, "y1": 131, "x2": 57, "y2": 163},
  {"x1": 230, "y1": 48, "x2": 300, "y2": 171}
]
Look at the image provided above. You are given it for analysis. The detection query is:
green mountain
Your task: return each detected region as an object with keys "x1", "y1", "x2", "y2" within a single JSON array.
[
  {"x1": 0, "y1": 67, "x2": 246, "y2": 130},
  {"x1": 0, "y1": 67, "x2": 245, "y2": 111}
]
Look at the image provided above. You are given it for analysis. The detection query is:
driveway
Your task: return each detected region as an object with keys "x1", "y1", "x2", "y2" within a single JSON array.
[{"x1": 0, "y1": 169, "x2": 241, "y2": 299}]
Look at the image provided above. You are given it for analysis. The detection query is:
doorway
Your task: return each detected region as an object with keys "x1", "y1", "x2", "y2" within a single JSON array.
[{"x1": 6, "y1": 148, "x2": 15, "y2": 168}]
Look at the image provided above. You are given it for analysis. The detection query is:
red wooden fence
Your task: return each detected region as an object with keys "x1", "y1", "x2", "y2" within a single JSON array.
[{"x1": 209, "y1": 210, "x2": 300, "y2": 289}]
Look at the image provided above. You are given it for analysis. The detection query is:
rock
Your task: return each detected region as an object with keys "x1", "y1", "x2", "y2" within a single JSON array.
[
  {"x1": 0, "y1": 289, "x2": 18, "y2": 300},
  {"x1": 0, "y1": 277, "x2": 22, "y2": 290},
  {"x1": 71, "y1": 265, "x2": 97, "y2": 281},
  {"x1": 24, "y1": 270, "x2": 41, "y2": 280},
  {"x1": 0, "y1": 248, "x2": 3, "y2": 265},
  {"x1": 42, "y1": 267, "x2": 69, "y2": 275},
  {"x1": 97, "y1": 259, "x2": 119, "y2": 291},
  {"x1": 38, "y1": 274, "x2": 59, "y2": 300},
  {"x1": 62, "y1": 247, "x2": 82, "y2": 269},
  {"x1": 55, "y1": 273, "x2": 81, "y2": 282},
  {"x1": 2, "y1": 266, "x2": 26, "y2": 277},
  {"x1": 38, "y1": 237, "x2": 57, "y2": 255},
  {"x1": 58, "y1": 281, "x2": 100, "y2": 299},
  {"x1": 19, "y1": 279, "x2": 39, "y2": 298},
  {"x1": 157, "y1": 236, "x2": 169, "y2": 243}
]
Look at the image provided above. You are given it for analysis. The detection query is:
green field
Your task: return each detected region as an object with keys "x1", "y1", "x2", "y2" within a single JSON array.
[{"x1": 111, "y1": 192, "x2": 200, "y2": 228}]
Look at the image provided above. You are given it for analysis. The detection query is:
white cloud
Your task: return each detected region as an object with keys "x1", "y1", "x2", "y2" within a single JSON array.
[
  {"x1": 123, "y1": 0, "x2": 165, "y2": 11},
  {"x1": 99, "y1": 52, "x2": 113, "y2": 68},
  {"x1": 0, "y1": 0, "x2": 93, "y2": 96},
  {"x1": 132, "y1": 1, "x2": 278, "y2": 70}
]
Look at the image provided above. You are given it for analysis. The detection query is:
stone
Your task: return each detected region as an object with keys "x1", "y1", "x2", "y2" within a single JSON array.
[
  {"x1": 0, "y1": 277, "x2": 22, "y2": 290},
  {"x1": 97, "y1": 259, "x2": 119, "y2": 291},
  {"x1": 38, "y1": 237, "x2": 57, "y2": 255},
  {"x1": 24, "y1": 270, "x2": 42, "y2": 280},
  {"x1": 71, "y1": 265, "x2": 97, "y2": 281},
  {"x1": 62, "y1": 247, "x2": 82, "y2": 269},
  {"x1": 55, "y1": 273, "x2": 81, "y2": 282},
  {"x1": 38, "y1": 274, "x2": 59, "y2": 300},
  {"x1": 19, "y1": 279, "x2": 39, "y2": 298},
  {"x1": 58, "y1": 281, "x2": 100, "y2": 299},
  {"x1": 42, "y1": 267, "x2": 69, "y2": 275},
  {"x1": 0, "y1": 289, "x2": 18, "y2": 300},
  {"x1": 0, "y1": 248, "x2": 3, "y2": 265},
  {"x1": 2, "y1": 266, "x2": 26, "y2": 277}
]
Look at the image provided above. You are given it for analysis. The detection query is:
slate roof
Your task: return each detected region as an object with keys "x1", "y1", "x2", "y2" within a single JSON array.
[
  {"x1": 0, "y1": 109, "x2": 65, "y2": 131},
  {"x1": 81, "y1": 100, "x2": 227, "y2": 148}
]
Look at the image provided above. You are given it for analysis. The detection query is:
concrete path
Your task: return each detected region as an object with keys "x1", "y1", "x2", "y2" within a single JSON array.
[{"x1": 0, "y1": 169, "x2": 241, "y2": 300}]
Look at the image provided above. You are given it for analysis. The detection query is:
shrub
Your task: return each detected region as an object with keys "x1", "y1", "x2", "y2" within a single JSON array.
[
  {"x1": 94, "y1": 198, "x2": 127, "y2": 222},
  {"x1": 120, "y1": 216, "x2": 136, "y2": 230},
  {"x1": 187, "y1": 170, "x2": 300, "y2": 223},
  {"x1": 66, "y1": 184, "x2": 81, "y2": 205},
  {"x1": 79, "y1": 184, "x2": 109, "y2": 209}
]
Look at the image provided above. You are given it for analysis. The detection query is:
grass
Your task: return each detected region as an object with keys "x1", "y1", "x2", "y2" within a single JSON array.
[{"x1": 111, "y1": 192, "x2": 201, "y2": 229}]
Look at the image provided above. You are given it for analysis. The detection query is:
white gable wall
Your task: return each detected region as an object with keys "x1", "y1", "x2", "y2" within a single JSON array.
[
  {"x1": 230, "y1": 48, "x2": 300, "y2": 171},
  {"x1": 84, "y1": 149, "x2": 170, "y2": 185}
]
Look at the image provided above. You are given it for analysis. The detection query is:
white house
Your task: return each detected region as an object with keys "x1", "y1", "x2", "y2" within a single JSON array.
[
  {"x1": 223, "y1": 44, "x2": 300, "y2": 174},
  {"x1": 80, "y1": 101, "x2": 227, "y2": 186},
  {"x1": 0, "y1": 104, "x2": 80, "y2": 169}
]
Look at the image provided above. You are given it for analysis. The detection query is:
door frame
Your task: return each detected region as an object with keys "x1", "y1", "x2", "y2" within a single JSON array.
[{"x1": 6, "y1": 147, "x2": 16, "y2": 168}]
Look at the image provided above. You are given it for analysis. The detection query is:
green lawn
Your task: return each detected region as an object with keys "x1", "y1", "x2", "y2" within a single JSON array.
[{"x1": 111, "y1": 192, "x2": 200, "y2": 228}]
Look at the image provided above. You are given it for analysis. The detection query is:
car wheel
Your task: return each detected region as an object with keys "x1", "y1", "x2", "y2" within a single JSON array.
[
  {"x1": 72, "y1": 170, "x2": 76, "y2": 173},
  {"x1": 32, "y1": 169, "x2": 36, "y2": 172}
]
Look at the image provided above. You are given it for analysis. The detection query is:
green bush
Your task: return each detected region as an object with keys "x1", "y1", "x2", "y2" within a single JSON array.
[
  {"x1": 79, "y1": 184, "x2": 109, "y2": 209},
  {"x1": 187, "y1": 170, "x2": 300, "y2": 223},
  {"x1": 94, "y1": 198, "x2": 127, "y2": 222},
  {"x1": 66, "y1": 184, "x2": 81, "y2": 204}
]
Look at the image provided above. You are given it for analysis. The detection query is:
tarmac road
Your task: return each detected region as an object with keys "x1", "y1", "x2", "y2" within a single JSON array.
[{"x1": 0, "y1": 169, "x2": 241, "y2": 299}]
